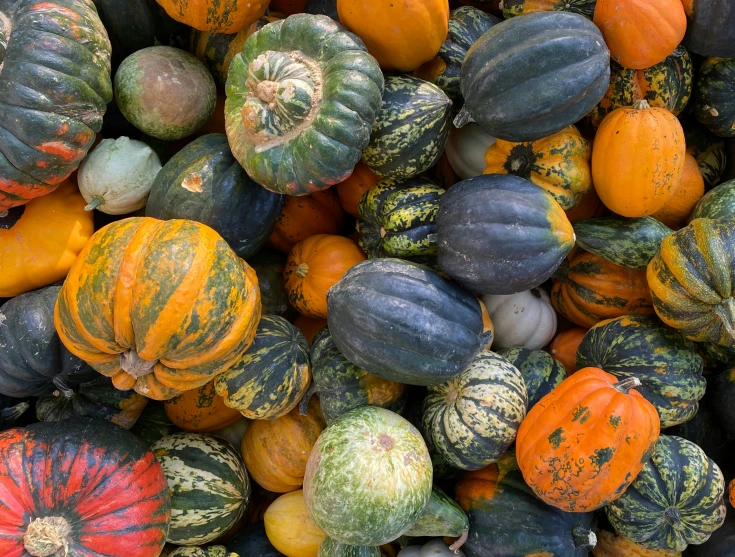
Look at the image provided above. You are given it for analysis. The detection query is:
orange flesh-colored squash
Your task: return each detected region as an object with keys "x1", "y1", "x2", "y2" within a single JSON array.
[
  {"x1": 651, "y1": 153, "x2": 705, "y2": 229},
  {"x1": 268, "y1": 190, "x2": 345, "y2": 254}
]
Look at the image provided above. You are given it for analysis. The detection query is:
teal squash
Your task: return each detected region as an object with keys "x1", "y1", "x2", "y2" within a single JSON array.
[
  {"x1": 303, "y1": 406, "x2": 433, "y2": 546},
  {"x1": 576, "y1": 315, "x2": 706, "y2": 427},
  {"x1": 605, "y1": 435, "x2": 726, "y2": 552},
  {"x1": 318, "y1": 538, "x2": 380, "y2": 557},
  {"x1": 152, "y1": 432, "x2": 251, "y2": 545},
  {"x1": 684, "y1": 123, "x2": 727, "y2": 190},
  {"x1": 247, "y1": 249, "x2": 293, "y2": 318},
  {"x1": 403, "y1": 485, "x2": 469, "y2": 541},
  {"x1": 709, "y1": 367, "x2": 735, "y2": 436},
  {"x1": 690, "y1": 179, "x2": 735, "y2": 221},
  {"x1": 225, "y1": 14, "x2": 384, "y2": 195},
  {"x1": 362, "y1": 75, "x2": 453, "y2": 180},
  {"x1": 146, "y1": 134, "x2": 284, "y2": 259},
  {"x1": 694, "y1": 58, "x2": 735, "y2": 138},
  {"x1": 497, "y1": 347, "x2": 565, "y2": 409},
  {"x1": 356, "y1": 177, "x2": 444, "y2": 268},
  {"x1": 214, "y1": 315, "x2": 311, "y2": 420}
]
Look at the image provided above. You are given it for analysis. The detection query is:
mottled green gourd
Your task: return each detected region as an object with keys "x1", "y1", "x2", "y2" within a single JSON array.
[
  {"x1": 225, "y1": 14, "x2": 384, "y2": 195},
  {"x1": 694, "y1": 57, "x2": 735, "y2": 138},
  {"x1": 403, "y1": 486, "x2": 469, "y2": 542},
  {"x1": 318, "y1": 538, "x2": 380, "y2": 557},
  {"x1": 605, "y1": 435, "x2": 726, "y2": 552},
  {"x1": 501, "y1": 0, "x2": 598, "y2": 19},
  {"x1": 690, "y1": 179, "x2": 735, "y2": 221},
  {"x1": 169, "y1": 546, "x2": 239, "y2": 557},
  {"x1": 573, "y1": 216, "x2": 673, "y2": 269},
  {"x1": 497, "y1": 347, "x2": 565, "y2": 409}
]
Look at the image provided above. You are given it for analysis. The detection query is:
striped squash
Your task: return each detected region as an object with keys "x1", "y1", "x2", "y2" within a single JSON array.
[
  {"x1": 497, "y1": 347, "x2": 565, "y2": 409},
  {"x1": 690, "y1": 179, "x2": 735, "y2": 221},
  {"x1": 152, "y1": 432, "x2": 251, "y2": 545},
  {"x1": 54, "y1": 217, "x2": 261, "y2": 401},
  {"x1": 215, "y1": 316, "x2": 310, "y2": 420}
]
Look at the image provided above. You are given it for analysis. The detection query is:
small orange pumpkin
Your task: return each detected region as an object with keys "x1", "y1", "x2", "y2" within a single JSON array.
[
  {"x1": 163, "y1": 379, "x2": 242, "y2": 432},
  {"x1": 264, "y1": 490, "x2": 326, "y2": 556},
  {"x1": 564, "y1": 187, "x2": 606, "y2": 223},
  {"x1": 549, "y1": 328, "x2": 587, "y2": 375},
  {"x1": 156, "y1": 0, "x2": 268, "y2": 34},
  {"x1": 335, "y1": 162, "x2": 380, "y2": 218},
  {"x1": 651, "y1": 153, "x2": 705, "y2": 229},
  {"x1": 268, "y1": 190, "x2": 345, "y2": 254},
  {"x1": 292, "y1": 316, "x2": 328, "y2": 345},
  {"x1": 284, "y1": 235, "x2": 366, "y2": 318}
]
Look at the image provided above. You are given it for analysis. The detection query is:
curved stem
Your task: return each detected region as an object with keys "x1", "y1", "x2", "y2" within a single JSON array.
[
  {"x1": 120, "y1": 350, "x2": 157, "y2": 378},
  {"x1": 2, "y1": 401, "x2": 29, "y2": 423},
  {"x1": 52, "y1": 376, "x2": 75, "y2": 399},
  {"x1": 453, "y1": 107, "x2": 472, "y2": 129},
  {"x1": 84, "y1": 197, "x2": 103, "y2": 211},
  {"x1": 614, "y1": 376, "x2": 641, "y2": 393},
  {"x1": 449, "y1": 530, "x2": 469, "y2": 553},
  {"x1": 572, "y1": 526, "x2": 597, "y2": 549},
  {"x1": 298, "y1": 381, "x2": 319, "y2": 416}
]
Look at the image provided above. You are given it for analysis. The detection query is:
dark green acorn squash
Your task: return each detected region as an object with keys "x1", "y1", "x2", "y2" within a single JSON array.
[
  {"x1": 684, "y1": 123, "x2": 727, "y2": 190},
  {"x1": 683, "y1": 0, "x2": 735, "y2": 58},
  {"x1": 694, "y1": 58, "x2": 735, "y2": 138},
  {"x1": 501, "y1": 0, "x2": 597, "y2": 19},
  {"x1": 605, "y1": 435, "x2": 726, "y2": 552},
  {"x1": 455, "y1": 11, "x2": 609, "y2": 142},
  {"x1": 436, "y1": 174, "x2": 575, "y2": 295},
  {"x1": 326, "y1": 258, "x2": 489, "y2": 386},
  {"x1": 146, "y1": 134, "x2": 284, "y2": 259},
  {"x1": 0, "y1": 394, "x2": 28, "y2": 431},
  {"x1": 130, "y1": 401, "x2": 183, "y2": 448},
  {"x1": 357, "y1": 177, "x2": 444, "y2": 268},
  {"x1": 0, "y1": 0, "x2": 113, "y2": 210},
  {"x1": 247, "y1": 249, "x2": 293, "y2": 318},
  {"x1": 318, "y1": 538, "x2": 380, "y2": 557},
  {"x1": 687, "y1": 509, "x2": 735, "y2": 557},
  {"x1": 709, "y1": 368, "x2": 735, "y2": 436},
  {"x1": 404, "y1": 485, "x2": 469, "y2": 541},
  {"x1": 668, "y1": 404, "x2": 734, "y2": 474},
  {"x1": 362, "y1": 75, "x2": 452, "y2": 181},
  {"x1": 225, "y1": 14, "x2": 384, "y2": 195},
  {"x1": 225, "y1": 522, "x2": 284, "y2": 557},
  {"x1": 690, "y1": 179, "x2": 735, "y2": 221},
  {"x1": 497, "y1": 347, "x2": 565, "y2": 409},
  {"x1": 576, "y1": 315, "x2": 705, "y2": 428}
]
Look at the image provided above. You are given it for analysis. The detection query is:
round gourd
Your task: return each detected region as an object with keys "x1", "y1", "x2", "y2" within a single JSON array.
[
  {"x1": 593, "y1": 530, "x2": 681, "y2": 557},
  {"x1": 54, "y1": 217, "x2": 262, "y2": 401},
  {"x1": 690, "y1": 179, "x2": 735, "y2": 221},
  {"x1": 265, "y1": 490, "x2": 325, "y2": 557},
  {"x1": 249, "y1": 249, "x2": 292, "y2": 318},
  {"x1": 335, "y1": 162, "x2": 380, "y2": 218},
  {"x1": 303, "y1": 407, "x2": 433, "y2": 546},
  {"x1": 683, "y1": 0, "x2": 735, "y2": 58},
  {"x1": 146, "y1": 134, "x2": 284, "y2": 259},
  {"x1": 164, "y1": 379, "x2": 242, "y2": 432},
  {"x1": 549, "y1": 327, "x2": 587, "y2": 375},
  {"x1": 268, "y1": 190, "x2": 345, "y2": 254},
  {"x1": 423, "y1": 351, "x2": 527, "y2": 470},
  {"x1": 152, "y1": 432, "x2": 251, "y2": 545},
  {"x1": 445, "y1": 123, "x2": 496, "y2": 180},
  {"x1": 319, "y1": 538, "x2": 381, "y2": 557},
  {"x1": 651, "y1": 153, "x2": 705, "y2": 229},
  {"x1": 215, "y1": 315, "x2": 310, "y2": 420},
  {"x1": 481, "y1": 288, "x2": 557, "y2": 350},
  {"x1": 694, "y1": 58, "x2": 735, "y2": 138},
  {"x1": 436, "y1": 174, "x2": 575, "y2": 296},
  {"x1": 225, "y1": 14, "x2": 384, "y2": 195},
  {"x1": 156, "y1": 0, "x2": 268, "y2": 33},
  {"x1": 502, "y1": 0, "x2": 597, "y2": 18},
  {"x1": 498, "y1": 347, "x2": 566, "y2": 409},
  {"x1": 516, "y1": 367, "x2": 661, "y2": 512},
  {"x1": 606, "y1": 435, "x2": 726, "y2": 552},
  {"x1": 455, "y1": 11, "x2": 609, "y2": 142}
]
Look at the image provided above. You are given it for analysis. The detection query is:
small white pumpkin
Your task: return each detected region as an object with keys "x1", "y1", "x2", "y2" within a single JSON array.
[
  {"x1": 482, "y1": 288, "x2": 557, "y2": 350},
  {"x1": 78, "y1": 137, "x2": 162, "y2": 214},
  {"x1": 444, "y1": 123, "x2": 496, "y2": 180},
  {"x1": 397, "y1": 540, "x2": 465, "y2": 557}
]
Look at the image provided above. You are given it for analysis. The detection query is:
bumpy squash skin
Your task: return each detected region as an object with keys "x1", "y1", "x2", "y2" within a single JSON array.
[
  {"x1": 164, "y1": 379, "x2": 241, "y2": 432},
  {"x1": 683, "y1": 0, "x2": 735, "y2": 58},
  {"x1": 225, "y1": 15, "x2": 384, "y2": 195},
  {"x1": 690, "y1": 179, "x2": 735, "y2": 221},
  {"x1": 403, "y1": 486, "x2": 469, "y2": 539},
  {"x1": 502, "y1": 0, "x2": 597, "y2": 18},
  {"x1": 695, "y1": 58, "x2": 735, "y2": 138},
  {"x1": 606, "y1": 435, "x2": 726, "y2": 552},
  {"x1": 498, "y1": 347, "x2": 566, "y2": 409},
  {"x1": 593, "y1": 530, "x2": 681, "y2": 557},
  {"x1": 319, "y1": 538, "x2": 380, "y2": 557}
]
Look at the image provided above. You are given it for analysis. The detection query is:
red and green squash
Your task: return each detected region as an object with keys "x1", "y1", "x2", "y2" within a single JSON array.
[
  {"x1": 498, "y1": 347, "x2": 566, "y2": 409},
  {"x1": 163, "y1": 379, "x2": 242, "y2": 432},
  {"x1": 694, "y1": 58, "x2": 735, "y2": 138}
]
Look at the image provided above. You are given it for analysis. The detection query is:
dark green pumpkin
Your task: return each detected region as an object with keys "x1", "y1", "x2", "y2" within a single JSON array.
[
  {"x1": 497, "y1": 347, "x2": 565, "y2": 409},
  {"x1": 709, "y1": 368, "x2": 735, "y2": 436},
  {"x1": 403, "y1": 485, "x2": 469, "y2": 540},
  {"x1": 455, "y1": 11, "x2": 609, "y2": 142},
  {"x1": 362, "y1": 75, "x2": 452, "y2": 181},
  {"x1": 576, "y1": 315, "x2": 705, "y2": 428},
  {"x1": 436, "y1": 174, "x2": 575, "y2": 295},
  {"x1": 146, "y1": 134, "x2": 284, "y2": 259},
  {"x1": 326, "y1": 258, "x2": 489, "y2": 386},
  {"x1": 683, "y1": 0, "x2": 735, "y2": 58},
  {"x1": 225, "y1": 522, "x2": 284, "y2": 557},
  {"x1": 318, "y1": 538, "x2": 380, "y2": 557},
  {"x1": 668, "y1": 404, "x2": 734, "y2": 474},
  {"x1": 694, "y1": 58, "x2": 735, "y2": 138},
  {"x1": 131, "y1": 401, "x2": 183, "y2": 448},
  {"x1": 501, "y1": 0, "x2": 597, "y2": 18},
  {"x1": 357, "y1": 177, "x2": 444, "y2": 268},
  {"x1": 0, "y1": 394, "x2": 29, "y2": 431},
  {"x1": 684, "y1": 123, "x2": 727, "y2": 190},
  {"x1": 247, "y1": 249, "x2": 293, "y2": 318},
  {"x1": 605, "y1": 435, "x2": 726, "y2": 552},
  {"x1": 690, "y1": 179, "x2": 735, "y2": 221}
]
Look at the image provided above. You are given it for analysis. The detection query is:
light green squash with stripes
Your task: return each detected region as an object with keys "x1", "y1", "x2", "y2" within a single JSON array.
[
  {"x1": 152, "y1": 433, "x2": 251, "y2": 545},
  {"x1": 303, "y1": 406, "x2": 433, "y2": 546},
  {"x1": 318, "y1": 538, "x2": 380, "y2": 557}
]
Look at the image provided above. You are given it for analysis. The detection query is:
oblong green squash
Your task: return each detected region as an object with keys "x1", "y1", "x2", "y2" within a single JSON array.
[
  {"x1": 318, "y1": 538, "x2": 380, "y2": 557},
  {"x1": 694, "y1": 57, "x2": 735, "y2": 138},
  {"x1": 690, "y1": 179, "x2": 735, "y2": 221},
  {"x1": 403, "y1": 486, "x2": 469, "y2": 540},
  {"x1": 497, "y1": 347, "x2": 565, "y2": 409}
]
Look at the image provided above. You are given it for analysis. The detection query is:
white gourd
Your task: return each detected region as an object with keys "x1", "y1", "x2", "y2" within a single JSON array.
[
  {"x1": 397, "y1": 540, "x2": 465, "y2": 557},
  {"x1": 211, "y1": 418, "x2": 250, "y2": 449},
  {"x1": 482, "y1": 288, "x2": 557, "y2": 350},
  {"x1": 444, "y1": 123, "x2": 496, "y2": 180}
]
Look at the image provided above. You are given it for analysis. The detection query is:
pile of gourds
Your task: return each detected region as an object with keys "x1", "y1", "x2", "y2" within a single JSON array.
[{"x1": 1, "y1": 0, "x2": 735, "y2": 556}]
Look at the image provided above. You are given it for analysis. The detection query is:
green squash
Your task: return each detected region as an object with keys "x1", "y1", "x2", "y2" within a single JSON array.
[
  {"x1": 318, "y1": 538, "x2": 380, "y2": 557},
  {"x1": 225, "y1": 522, "x2": 283, "y2": 557},
  {"x1": 497, "y1": 347, "x2": 565, "y2": 409},
  {"x1": 696, "y1": 341, "x2": 735, "y2": 374},
  {"x1": 576, "y1": 315, "x2": 706, "y2": 427},
  {"x1": 686, "y1": 510, "x2": 735, "y2": 557},
  {"x1": 668, "y1": 404, "x2": 735, "y2": 472},
  {"x1": 403, "y1": 486, "x2": 469, "y2": 541},
  {"x1": 247, "y1": 249, "x2": 293, "y2": 318},
  {"x1": 501, "y1": 0, "x2": 597, "y2": 18},
  {"x1": 362, "y1": 75, "x2": 452, "y2": 181},
  {"x1": 215, "y1": 315, "x2": 310, "y2": 420},
  {"x1": 605, "y1": 435, "x2": 726, "y2": 552},
  {"x1": 684, "y1": 0, "x2": 735, "y2": 58},
  {"x1": 225, "y1": 14, "x2": 384, "y2": 195},
  {"x1": 169, "y1": 546, "x2": 238, "y2": 557},
  {"x1": 146, "y1": 134, "x2": 284, "y2": 259},
  {"x1": 694, "y1": 58, "x2": 735, "y2": 138},
  {"x1": 709, "y1": 367, "x2": 735, "y2": 436},
  {"x1": 573, "y1": 216, "x2": 673, "y2": 270},
  {"x1": 684, "y1": 123, "x2": 727, "y2": 190},
  {"x1": 357, "y1": 177, "x2": 444, "y2": 268},
  {"x1": 690, "y1": 179, "x2": 735, "y2": 221},
  {"x1": 130, "y1": 401, "x2": 183, "y2": 448}
]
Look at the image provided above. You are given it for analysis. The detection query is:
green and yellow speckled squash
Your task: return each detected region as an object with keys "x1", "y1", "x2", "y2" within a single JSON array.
[
  {"x1": 497, "y1": 347, "x2": 565, "y2": 409},
  {"x1": 690, "y1": 179, "x2": 735, "y2": 221},
  {"x1": 362, "y1": 75, "x2": 453, "y2": 181},
  {"x1": 215, "y1": 315, "x2": 311, "y2": 420},
  {"x1": 225, "y1": 14, "x2": 384, "y2": 195},
  {"x1": 606, "y1": 435, "x2": 726, "y2": 552},
  {"x1": 576, "y1": 315, "x2": 706, "y2": 428},
  {"x1": 694, "y1": 58, "x2": 735, "y2": 138},
  {"x1": 357, "y1": 177, "x2": 444, "y2": 268},
  {"x1": 501, "y1": 0, "x2": 597, "y2": 18},
  {"x1": 403, "y1": 485, "x2": 469, "y2": 541},
  {"x1": 169, "y1": 546, "x2": 238, "y2": 557},
  {"x1": 422, "y1": 351, "x2": 527, "y2": 471}
]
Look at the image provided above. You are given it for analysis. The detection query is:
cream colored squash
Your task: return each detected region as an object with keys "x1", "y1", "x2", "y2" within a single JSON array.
[
  {"x1": 481, "y1": 288, "x2": 557, "y2": 350},
  {"x1": 445, "y1": 123, "x2": 496, "y2": 180},
  {"x1": 397, "y1": 540, "x2": 465, "y2": 557},
  {"x1": 211, "y1": 418, "x2": 250, "y2": 448}
]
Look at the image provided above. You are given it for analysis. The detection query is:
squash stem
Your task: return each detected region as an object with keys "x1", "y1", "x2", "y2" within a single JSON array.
[
  {"x1": 299, "y1": 382, "x2": 319, "y2": 416},
  {"x1": 84, "y1": 197, "x2": 103, "y2": 211},
  {"x1": 23, "y1": 516, "x2": 71, "y2": 557},
  {"x1": 632, "y1": 99, "x2": 651, "y2": 110},
  {"x1": 614, "y1": 376, "x2": 641, "y2": 393},
  {"x1": 714, "y1": 297, "x2": 735, "y2": 340},
  {"x1": 664, "y1": 507, "x2": 683, "y2": 529},
  {"x1": 571, "y1": 526, "x2": 597, "y2": 549},
  {"x1": 449, "y1": 530, "x2": 469, "y2": 552},
  {"x1": 2, "y1": 401, "x2": 29, "y2": 423},
  {"x1": 52, "y1": 376, "x2": 75, "y2": 399},
  {"x1": 120, "y1": 350, "x2": 157, "y2": 378},
  {"x1": 453, "y1": 107, "x2": 473, "y2": 129},
  {"x1": 296, "y1": 263, "x2": 309, "y2": 278}
]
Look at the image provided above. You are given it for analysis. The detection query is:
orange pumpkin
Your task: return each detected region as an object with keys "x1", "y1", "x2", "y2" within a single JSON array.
[
  {"x1": 337, "y1": 0, "x2": 450, "y2": 72},
  {"x1": 163, "y1": 379, "x2": 242, "y2": 432},
  {"x1": 284, "y1": 235, "x2": 366, "y2": 318},
  {"x1": 593, "y1": 530, "x2": 682, "y2": 557},
  {"x1": 155, "y1": 0, "x2": 268, "y2": 33},
  {"x1": 268, "y1": 190, "x2": 345, "y2": 254},
  {"x1": 730, "y1": 478, "x2": 735, "y2": 508},
  {"x1": 549, "y1": 328, "x2": 587, "y2": 375},
  {"x1": 592, "y1": 100, "x2": 686, "y2": 217},
  {"x1": 292, "y1": 316, "x2": 328, "y2": 345},
  {"x1": 593, "y1": 0, "x2": 687, "y2": 70},
  {"x1": 650, "y1": 153, "x2": 705, "y2": 229},
  {"x1": 335, "y1": 162, "x2": 380, "y2": 218},
  {"x1": 516, "y1": 367, "x2": 660, "y2": 512},
  {"x1": 241, "y1": 397, "x2": 326, "y2": 493},
  {"x1": 264, "y1": 490, "x2": 325, "y2": 557},
  {"x1": 564, "y1": 187, "x2": 606, "y2": 223}
]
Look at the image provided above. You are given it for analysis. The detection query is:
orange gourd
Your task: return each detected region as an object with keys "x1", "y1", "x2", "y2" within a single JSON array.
[
  {"x1": 155, "y1": 0, "x2": 268, "y2": 34},
  {"x1": 268, "y1": 190, "x2": 345, "y2": 253},
  {"x1": 284, "y1": 235, "x2": 366, "y2": 318},
  {"x1": 264, "y1": 490, "x2": 325, "y2": 557},
  {"x1": 651, "y1": 153, "x2": 705, "y2": 229},
  {"x1": 163, "y1": 379, "x2": 242, "y2": 432},
  {"x1": 292, "y1": 316, "x2": 328, "y2": 345},
  {"x1": 565, "y1": 187, "x2": 606, "y2": 223},
  {"x1": 335, "y1": 162, "x2": 380, "y2": 218},
  {"x1": 592, "y1": 100, "x2": 686, "y2": 217},
  {"x1": 516, "y1": 367, "x2": 660, "y2": 512},
  {"x1": 593, "y1": 530, "x2": 681, "y2": 557},
  {"x1": 549, "y1": 328, "x2": 587, "y2": 375},
  {"x1": 478, "y1": 300, "x2": 495, "y2": 350},
  {"x1": 730, "y1": 478, "x2": 735, "y2": 507}
]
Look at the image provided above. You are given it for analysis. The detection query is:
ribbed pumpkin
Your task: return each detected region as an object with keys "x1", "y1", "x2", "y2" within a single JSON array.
[
  {"x1": 152, "y1": 432, "x2": 251, "y2": 545},
  {"x1": 498, "y1": 347, "x2": 566, "y2": 409},
  {"x1": 593, "y1": 530, "x2": 682, "y2": 557},
  {"x1": 592, "y1": 100, "x2": 686, "y2": 217},
  {"x1": 215, "y1": 316, "x2": 310, "y2": 420},
  {"x1": 265, "y1": 490, "x2": 326, "y2": 557},
  {"x1": 483, "y1": 125, "x2": 591, "y2": 210},
  {"x1": 156, "y1": 0, "x2": 268, "y2": 33},
  {"x1": 647, "y1": 218, "x2": 735, "y2": 346},
  {"x1": 682, "y1": 0, "x2": 735, "y2": 58},
  {"x1": 552, "y1": 250, "x2": 654, "y2": 328},
  {"x1": 651, "y1": 153, "x2": 705, "y2": 229},
  {"x1": 576, "y1": 315, "x2": 706, "y2": 427},
  {"x1": 335, "y1": 162, "x2": 380, "y2": 218},
  {"x1": 516, "y1": 367, "x2": 661, "y2": 512},
  {"x1": 549, "y1": 327, "x2": 587, "y2": 375},
  {"x1": 606, "y1": 435, "x2": 726, "y2": 552},
  {"x1": 501, "y1": 0, "x2": 597, "y2": 18},
  {"x1": 268, "y1": 190, "x2": 345, "y2": 254},
  {"x1": 55, "y1": 217, "x2": 261, "y2": 400},
  {"x1": 164, "y1": 379, "x2": 242, "y2": 432},
  {"x1": 225, "y1": 14, "x2": 384, "y2": 195},
  {"x1": 249, "y1": 249, "x2": 292, "y2": 318},
  {"x1": 284, "y1": 235, "x2": 366, "y2": 319},
  {"x1": 694, "y1": 57, "x2": 735, "y2": 138},
  {"x1": 690, "y1": 179, "x2": 735, "y2": 221},
  {"x1": 423, "y1": 351, "x2": 527, "y2": 470},
  {"x1": 241, "y1": 397, "x2": 326, "y2": 493}
]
